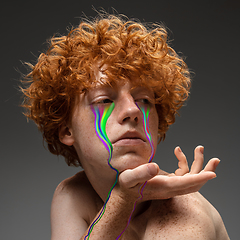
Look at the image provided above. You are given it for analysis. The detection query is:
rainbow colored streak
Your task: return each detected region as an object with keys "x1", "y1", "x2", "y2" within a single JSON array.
[
  {"x1": 116, "y1": 103, "x2": 155, "y2": 239},
  {"x1": 84, "y1": 102, "x2": 119, "y2": 240},
  {"x1": 85, "y1": 102, "x2": 155, "y2": 239},
  {"x1": 137, "y1": 103, "x2": 155, "y2": 162}
]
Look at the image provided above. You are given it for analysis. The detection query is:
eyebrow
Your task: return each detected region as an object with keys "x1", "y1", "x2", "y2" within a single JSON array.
[
  {"x1": 131, "y1": 85, "x2": 154, "y2": 95},
  {"x1": 92, "y1": 80, "x2": 116, "y2": 90},
  {"x1": 85, "y1": 84, "x2": 115, "y2": 101}
]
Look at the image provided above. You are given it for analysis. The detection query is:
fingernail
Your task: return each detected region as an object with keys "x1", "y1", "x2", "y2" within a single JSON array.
[
  {"x1": 147, "y1": 163, "x2": 158, "y2": 176},
  {"x1": 200, "y1": 146, "x2": 204, "y2": 154}
]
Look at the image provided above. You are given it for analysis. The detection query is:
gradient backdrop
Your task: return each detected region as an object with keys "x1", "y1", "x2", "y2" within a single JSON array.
[{"x1": 1, "y1": 0, "x2": 239, "y2": 239}]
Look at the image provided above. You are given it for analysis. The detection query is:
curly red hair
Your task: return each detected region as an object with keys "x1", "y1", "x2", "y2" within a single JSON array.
[{"x1": 21, "y1": 13, "x2": 191, "y2": 167}]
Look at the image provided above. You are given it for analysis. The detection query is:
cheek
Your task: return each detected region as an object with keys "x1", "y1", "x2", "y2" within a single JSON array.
[
  {"x1": 149, "y1": 110, "x2": 159, "y2": 146},
  {"x1": 71, "y1": 110, "x2": 96, "y2": 150},
  {"x1": 104, "y1": 117, "x2": 116, "y2": 140},
  {"x1": 71, "y1": 109, "x2": 112, "y2": 163}
]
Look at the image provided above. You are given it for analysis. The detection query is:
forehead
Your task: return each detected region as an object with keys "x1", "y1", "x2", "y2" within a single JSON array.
[
  {"x1": 87, "y1": 78, "x2": 154, "y2": 98},
  {"x1": 90, "y1": 67, "x2": 153, "y2": 92}
]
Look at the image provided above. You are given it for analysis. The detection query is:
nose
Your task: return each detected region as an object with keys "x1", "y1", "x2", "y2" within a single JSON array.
[{"x1": 117, "y1": 95, "x2": 142, "y2": 125}]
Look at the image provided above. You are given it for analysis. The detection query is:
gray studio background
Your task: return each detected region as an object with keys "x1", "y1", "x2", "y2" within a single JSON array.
[{"x1": 1, "y1": 0, "x2": 239, "y2": 239}]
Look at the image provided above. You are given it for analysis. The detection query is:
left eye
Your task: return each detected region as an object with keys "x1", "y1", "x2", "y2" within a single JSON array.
[{"x1": 137, "y1": 99, "x2": 150, "y2": 104}]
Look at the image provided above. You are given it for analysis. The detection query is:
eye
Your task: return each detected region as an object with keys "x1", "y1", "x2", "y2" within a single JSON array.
[
  {"x1": 96, "y1": 98, "x2": 113, "y2": 104},
  {"x1": 137, "y1": 98, "x2": 151, "y2": 105}
]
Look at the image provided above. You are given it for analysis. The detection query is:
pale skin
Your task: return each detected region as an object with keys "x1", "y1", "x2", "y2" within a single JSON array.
[{"x1": 51, "y1": 73, "x2": 230, "y2": 239}]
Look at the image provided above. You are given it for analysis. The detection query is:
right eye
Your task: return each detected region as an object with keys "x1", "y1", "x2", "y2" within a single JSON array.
[{"x1": 96, "y1": 98, "x2": 113, "y2": 104}]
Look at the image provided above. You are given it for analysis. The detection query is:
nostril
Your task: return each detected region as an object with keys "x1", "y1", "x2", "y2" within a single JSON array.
[
  {"x1": 122, "y1": 116, "x2": 138, "y2": 123},
  {"x1": 122, "y1": 116, "x2": 130, "y2": 122}
]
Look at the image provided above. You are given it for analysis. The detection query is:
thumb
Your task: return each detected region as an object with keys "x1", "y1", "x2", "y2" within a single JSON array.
[{"x1": 119, "y1": 163, "x2": 159, "y2": 188}]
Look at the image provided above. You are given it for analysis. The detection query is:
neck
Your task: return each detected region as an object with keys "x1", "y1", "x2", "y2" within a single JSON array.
[{"x1": 84, "y1": 166, "x2": 118, "y2": 203}]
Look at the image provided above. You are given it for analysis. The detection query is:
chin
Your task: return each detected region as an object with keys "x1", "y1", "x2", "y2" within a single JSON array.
[{"x1": 111, "y1": 154, "x2": 150, "y2": 172}]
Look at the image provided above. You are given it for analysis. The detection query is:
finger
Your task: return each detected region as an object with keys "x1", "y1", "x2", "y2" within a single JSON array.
[
  {"x1": 174, "y1": 146, "x2": 189, "y2": 176},
  {"x1": 119, "y1": 163, "x2": 159, "y2": 188},
  {"x1": 170, "y1": 171, "x2": 216, "y2": 197},
  {"x1": 146, "y1": 171, "x2": 216, "y2": 200},
  {"x1": 170, "y1": 180, "x2": 208, "y2": 197},
  {"x1": 203, "y1": 158, "x2": 220, "y2": 172},
  {"x1": 190, "y1": 146, "x2": 204, "y2": 174},
  {"x1": 167, "y1": 171, "x2": 216, "y2": 189}
]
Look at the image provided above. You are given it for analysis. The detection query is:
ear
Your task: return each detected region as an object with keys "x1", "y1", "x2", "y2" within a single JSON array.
[{"x1": 59, "y1": 125, "x2": 75, "y2": 146}]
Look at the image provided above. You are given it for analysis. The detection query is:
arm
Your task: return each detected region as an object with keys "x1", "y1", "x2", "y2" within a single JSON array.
[
  {"x1": 50, "y1": 177, "x2": 90, "y2": 240},
  {"x1": 50, "y1": 177, "x2": 146, "y2": 240},
  {"x1": 51, "y1": 146, "x2": 220, "y2": 239}
]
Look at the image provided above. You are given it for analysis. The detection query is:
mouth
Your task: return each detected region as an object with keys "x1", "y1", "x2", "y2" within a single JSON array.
[{"x1": 112, "y1": 131, "x2": 146, "y2": 146}]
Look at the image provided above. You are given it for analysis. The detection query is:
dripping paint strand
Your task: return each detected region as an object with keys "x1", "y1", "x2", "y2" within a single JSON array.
[
  {"x1": 116, "y1": 103, "x2": 155, "y2": 239},
  {"x1": 85, "y1": 103, "x2": 118, "y2": 240}
]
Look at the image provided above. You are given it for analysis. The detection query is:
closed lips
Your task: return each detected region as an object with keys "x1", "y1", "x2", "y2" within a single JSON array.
[{"x1": 112, "y1": 131, "x2": 145, "y2": 145}]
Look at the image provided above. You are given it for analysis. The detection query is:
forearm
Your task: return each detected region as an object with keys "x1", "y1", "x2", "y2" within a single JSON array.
[{"x1": 80, "y1": 190, "x2": 136, "y2": 240}]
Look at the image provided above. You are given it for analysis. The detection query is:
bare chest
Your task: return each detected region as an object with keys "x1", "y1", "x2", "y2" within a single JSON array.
[
  {"x1": 120, "y1": 198, "x2": 216, "y2": 240},
  {"x1": 119, "y1": 200, "x2": 179, "y2": 239}
]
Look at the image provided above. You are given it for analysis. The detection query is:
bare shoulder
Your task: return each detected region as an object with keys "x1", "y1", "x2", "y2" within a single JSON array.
[
  {"x1": 190, "y1": 192, "x2": 230, "y2": 240},
  {"x1": 51, "y1": 171, "x2": 101, "y2": 240},
  {"x1": 52, "y1": 170, "x2": 96, "y2": 203},
  {"x1": 146, "y1": 192, "x2": 229, "y2": 240}
]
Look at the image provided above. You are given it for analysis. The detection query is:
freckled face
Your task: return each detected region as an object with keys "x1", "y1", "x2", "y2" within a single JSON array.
[{"x1": 69, "y1": 77, "x2": 159, "y2": 177}]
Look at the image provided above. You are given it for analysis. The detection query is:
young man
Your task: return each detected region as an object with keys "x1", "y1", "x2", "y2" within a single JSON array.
[{"x1": 22, "y1": 13, "x2": 229, "y2": 239}]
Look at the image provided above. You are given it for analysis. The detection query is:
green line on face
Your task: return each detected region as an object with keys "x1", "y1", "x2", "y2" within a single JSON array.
[
  {"x1": 116, "y1": 102, "x2": 155, "y2": 239},
  {"x1": 85, "y1": 102, "x2": 118, "y2": 240},
  {"x1": 88, "y1": 101, "x2": 155, "y2": 240},
  {"x1": 101, "y1": 102, "x2": 115, "y2": 156}
]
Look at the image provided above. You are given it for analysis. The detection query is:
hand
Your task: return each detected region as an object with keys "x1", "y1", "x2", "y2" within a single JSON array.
[{"x1": 117, "y1": 146, "x2": 220, "y2": 202}]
